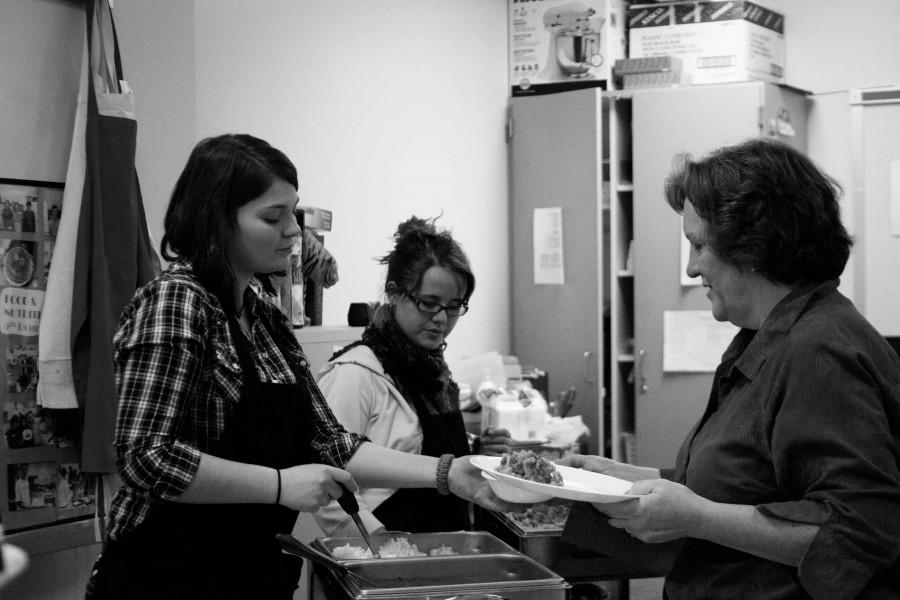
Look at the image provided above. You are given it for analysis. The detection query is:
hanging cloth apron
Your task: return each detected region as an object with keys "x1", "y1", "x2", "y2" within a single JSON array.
[
  {"x1": 86, "y1": 318, "x2": 313, "y2": 600},
  {"x1": 373, "y1": 404, "x2": 471, "y2": 533},
  {"x1": 74, "y1": 0, "x2": 159, "y2": 473},
  {"x1": 37, "y1": 17, "x2": 88, "y2": 410}
]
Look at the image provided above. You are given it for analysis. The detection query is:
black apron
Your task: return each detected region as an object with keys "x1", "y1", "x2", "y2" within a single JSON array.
[
  {"x1": 373, "y1": 406, "x2": 470, "y2": 533},
  {"x1": 87, "y1": 318, "x2": 312, "y2": 600},
  {"x1": 76, "y1": 0, "x2": 159, "y2": 474}
]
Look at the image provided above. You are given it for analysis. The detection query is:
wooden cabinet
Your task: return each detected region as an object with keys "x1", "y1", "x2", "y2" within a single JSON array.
[
  {"x1": 509, "y1": 88, "x2": 609, "y2": 456},
  {"x1": 626, "y1": 82, "x2": 808, "y2": 469},
  {"x1": 607, "y1": 95, "x2": 634, "y2": 463},
  {"x1": 510, "y1": 82, "x2": 809, "y2": 466}
]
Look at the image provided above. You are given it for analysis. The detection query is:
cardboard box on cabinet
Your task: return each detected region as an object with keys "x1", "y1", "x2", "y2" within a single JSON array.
[
  {"x1": 627, "y1": 0, "x2": 785, "y2": 85},
  {"x1": 509, "y1": 0, "x2": 628, "y2": 96}
]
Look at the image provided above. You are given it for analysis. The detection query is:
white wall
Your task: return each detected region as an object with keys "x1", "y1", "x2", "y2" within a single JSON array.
[
  {"x1": 768, "y1": 0, "x2": 900, "y2": 328},
  {"x1": 116, "y1": 0, "x2": 511, "y2": 366},
  {"x1": 113, "y1": 0, "x2": 900, "y2": 368},
  {"x1": 772, "y1": 0, "x2": 900, "y2": 93},
  {"x1": 113, "y1": 0, "x2": 197, "y2": 255},
  {"x1": 6, "y1": 0, "x2": 899, "y2": 369},
  {"x1": 3, "y1": 0, "x2": 898, "y2": 387},
  {"x1": 0, "y1": 0, "x2": 83, "y2": 182},
  {"x1": 2, "y1": 2, "x2": 900, "y2": 598}
]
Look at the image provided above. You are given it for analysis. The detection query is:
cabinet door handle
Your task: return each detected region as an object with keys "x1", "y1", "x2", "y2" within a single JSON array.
[
  {"x1": 637, "y1": 349, "x2": 648, "y2": 393},
  {"x1": 583, "y1": 351, "x2": 594, "y2": 384}
]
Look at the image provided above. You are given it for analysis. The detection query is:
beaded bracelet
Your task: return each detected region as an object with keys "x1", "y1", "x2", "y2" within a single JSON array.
[{"x1": 436, "y1": 453, "x2": 454, "y2": 496}]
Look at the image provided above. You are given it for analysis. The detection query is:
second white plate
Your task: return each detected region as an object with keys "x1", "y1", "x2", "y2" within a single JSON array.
[
  {"x1": 470, "y1": 455, "x2": 636, "y2": 504},
  {"x1": 510, "y1": 437, "x2": 549, "y2": 446}
]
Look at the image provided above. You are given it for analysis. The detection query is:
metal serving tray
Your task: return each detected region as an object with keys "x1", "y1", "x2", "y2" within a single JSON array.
[
  {"x1": 315, "y1": 553, "x2": 569, "y2": 600},
  {"x1": 473, "y1": 505, "x2": 671, "y2": 584},
  {"x1": 474, "y1": 508, "x2": 567, "y2": 568},
  {"x1": 313, "y1": 531, "x2": 518, "y2": 563}
]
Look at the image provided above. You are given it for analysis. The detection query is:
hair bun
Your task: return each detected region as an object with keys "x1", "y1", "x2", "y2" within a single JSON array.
[{"x1": 394, "y1": 216, "x2": 436, "y2": 240}]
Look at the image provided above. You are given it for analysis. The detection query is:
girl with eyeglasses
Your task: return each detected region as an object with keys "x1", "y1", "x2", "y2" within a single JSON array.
[{"x1": 314, "y1": 216, "x2": 512, "y2": 536}]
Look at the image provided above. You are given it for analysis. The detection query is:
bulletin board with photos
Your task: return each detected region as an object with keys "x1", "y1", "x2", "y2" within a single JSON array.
[{"x1": 0, "y1": 178, "x2": 96, "y2": 533}]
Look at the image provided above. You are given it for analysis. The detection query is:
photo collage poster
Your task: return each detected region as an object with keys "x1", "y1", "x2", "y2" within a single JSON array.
[
  {"x1": 7, "y1": 461, "x2": 96, "y2": 519},
  {"x1": 0, "y1": 180, "x2": 93, "y2": 527}
]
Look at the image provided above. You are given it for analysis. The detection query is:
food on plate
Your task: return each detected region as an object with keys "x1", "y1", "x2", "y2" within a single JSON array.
[
  {"x1": 497, "y1": 450, "x2": 564, "y2": 486},
  {"x1": 329, "y1": 536, "x2": 459, "y2": 560},
  {"x1": 505, "y1": 503, "x2": 570, "y2": 530}
]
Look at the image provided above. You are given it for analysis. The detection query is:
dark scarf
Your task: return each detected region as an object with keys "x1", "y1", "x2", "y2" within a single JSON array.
[{"x1": 335, "y1": 313, "x2": 459, "y2": 417}]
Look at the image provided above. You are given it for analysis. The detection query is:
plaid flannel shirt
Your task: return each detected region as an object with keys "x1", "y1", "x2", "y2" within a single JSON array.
[{"x1": 105, "y1": 262, "x2": 364, "y2": 540}]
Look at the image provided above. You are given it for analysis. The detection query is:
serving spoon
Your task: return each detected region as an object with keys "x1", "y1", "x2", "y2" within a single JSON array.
[
  {"x1": 275, "y1": 533, "x2": 378, "y2": 587},
  {"x1": 336, "y1": 482, "x2": 379, "y2": 558}
]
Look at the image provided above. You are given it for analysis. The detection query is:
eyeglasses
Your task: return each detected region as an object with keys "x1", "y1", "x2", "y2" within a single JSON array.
[{"x1": 403, "y1": 291, "x2": 469, "y2": 317}]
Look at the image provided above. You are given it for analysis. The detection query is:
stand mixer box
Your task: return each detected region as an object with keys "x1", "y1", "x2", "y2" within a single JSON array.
[
  {"x1": 510, "y1": 0, "x2": 628, "y2": 97},
  {"x1": 627, "y1": 1, "x2": 785, "y2": 85}
]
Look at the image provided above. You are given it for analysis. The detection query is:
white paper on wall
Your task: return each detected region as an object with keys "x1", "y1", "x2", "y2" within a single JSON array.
[
  {"x1": 533, "y1": 207, "x2": 565, "y2": 285},
  {"x1": 663, "y1": 310, "x2": 738, "y2": 372}
]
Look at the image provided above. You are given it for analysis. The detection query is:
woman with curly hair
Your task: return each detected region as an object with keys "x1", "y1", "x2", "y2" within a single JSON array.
[{"x1": 315, "y1": 216, "x2": 511, "y2": 536}]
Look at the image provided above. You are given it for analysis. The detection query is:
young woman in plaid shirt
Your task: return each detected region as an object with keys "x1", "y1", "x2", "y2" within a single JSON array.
[{"x1": 85, "y1": 134, "x2": 514, "y2": 600}]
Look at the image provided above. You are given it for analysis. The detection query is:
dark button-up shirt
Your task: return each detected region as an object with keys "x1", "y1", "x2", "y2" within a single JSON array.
[
  {"x1": 106, "y1": 262, "x2": 365, "y2": 540},
  {"x1": 669, "y1": 280, "x2": 900, "y2": 600}
]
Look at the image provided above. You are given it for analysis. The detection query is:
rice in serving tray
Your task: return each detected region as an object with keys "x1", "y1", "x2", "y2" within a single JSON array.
[
  {"x1": 331, "y1": 543, "x2": 374, "y2": 560},
  {"x1": 377, "y1": 537, "x2": 426, "y2": 558},
  {"x1": 330, "y1": 537, "x2": 458, "y2": 559}
]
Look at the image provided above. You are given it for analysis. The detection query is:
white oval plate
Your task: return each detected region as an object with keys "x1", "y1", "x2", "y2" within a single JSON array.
[
  {"x1": 470, "y1": 455, "x2": 636, "y2": 504},
  {"x1": 481, "y1": 471, "x2": 553, "y2": 503},
  {"x1": 510, "y1": 437, "x2": 549, "y2": 446}
]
